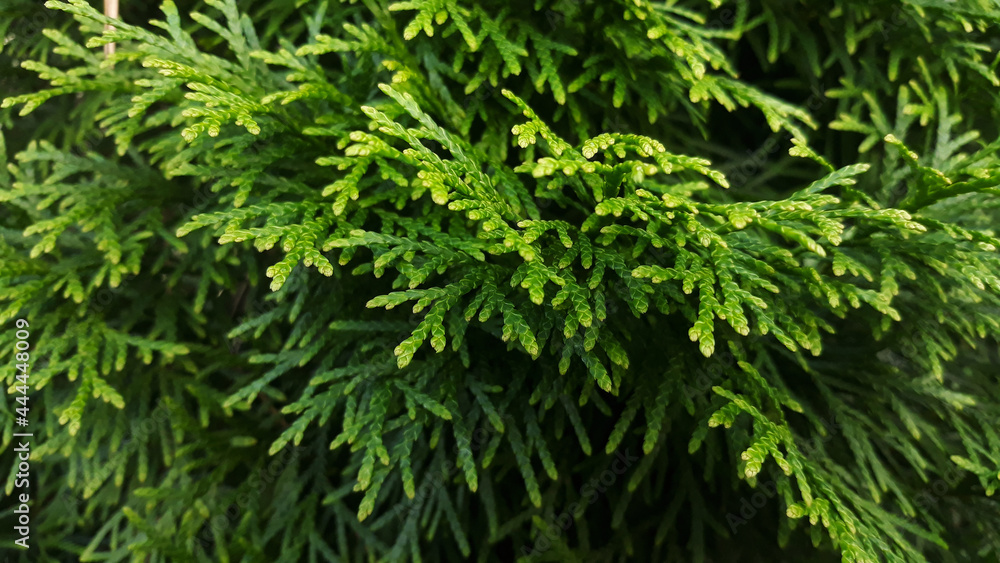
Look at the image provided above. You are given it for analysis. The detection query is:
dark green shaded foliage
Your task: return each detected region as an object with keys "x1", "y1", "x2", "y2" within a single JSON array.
[{"x1": 1, "y1": 0, "x2": 999, "y2": 561}]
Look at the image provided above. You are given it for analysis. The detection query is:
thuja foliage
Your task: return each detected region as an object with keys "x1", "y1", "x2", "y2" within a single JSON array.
[{"x1": 1, "y1": 0, "x2": 1000, "y2": 561}]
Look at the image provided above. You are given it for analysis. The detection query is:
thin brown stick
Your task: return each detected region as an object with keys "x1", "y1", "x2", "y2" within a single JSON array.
[{"x1": 104, "y1": 0, "x2": 119, "y2": 57}]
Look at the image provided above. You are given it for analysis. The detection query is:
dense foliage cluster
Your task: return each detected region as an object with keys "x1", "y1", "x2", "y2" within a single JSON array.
[{"x1": 2, "y1": 0, "x2": 999, "y2": 561}]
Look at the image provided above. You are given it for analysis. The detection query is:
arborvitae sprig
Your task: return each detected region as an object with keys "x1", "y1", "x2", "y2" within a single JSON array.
[{"x1": 2, "y1": 0, "x2": 999, "y2": 561}]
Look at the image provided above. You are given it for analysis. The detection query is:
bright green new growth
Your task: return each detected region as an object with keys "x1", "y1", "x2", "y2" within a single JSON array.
[{"x1": 1, "y1": 0, "x2": 999, "y2": 561}]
